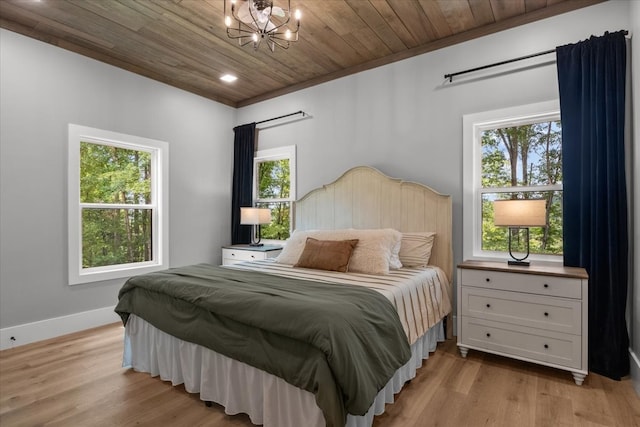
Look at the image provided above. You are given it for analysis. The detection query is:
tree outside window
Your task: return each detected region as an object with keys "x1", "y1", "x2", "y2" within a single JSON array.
[
  {"x1": 256, "y1": 158, "x2": 291, "y2": 240},
  {"x1": 253, "y1": 146, "x2": 296, "y2": 241},
  {"x1": 480, "y1": 120, "x2": 563, "y2": 256},
  {"x1": 80, "y1": 142, "x2": 153, "y2": 268}
]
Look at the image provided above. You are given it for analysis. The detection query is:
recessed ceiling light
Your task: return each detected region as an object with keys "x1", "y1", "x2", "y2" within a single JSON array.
[{"x1": 220, "y1": 74, "x2": 237, "y2": 83}]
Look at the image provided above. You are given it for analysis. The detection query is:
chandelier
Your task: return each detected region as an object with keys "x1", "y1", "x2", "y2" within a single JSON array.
[{"x1": 223, "y1": 0, "x2": 301, "y2": 51}]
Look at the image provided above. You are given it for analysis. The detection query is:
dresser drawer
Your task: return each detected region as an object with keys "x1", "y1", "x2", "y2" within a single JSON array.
[
  {"x1": 461, "y1": 317, "x2": 581, "y2": 369},
  {"x1": 460, "y1": 269, "x2": 581, "y2": 299},
  {"x1": 461, "y1": 287, "x2": 581, "y2": 335}
]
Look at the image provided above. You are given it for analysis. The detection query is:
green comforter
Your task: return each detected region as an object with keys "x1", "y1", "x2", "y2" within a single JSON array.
[{"x1": 115, "y1": 263, "x2": 411, "y2": 427}]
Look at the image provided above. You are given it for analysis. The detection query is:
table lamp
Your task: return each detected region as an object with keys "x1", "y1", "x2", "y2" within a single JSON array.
[
  {"x1": 240, "y1": 207, "x2": 272, "y2": 246},
  {"x1": 493, "y1": 199, "x2": 546, "y2": 266}
]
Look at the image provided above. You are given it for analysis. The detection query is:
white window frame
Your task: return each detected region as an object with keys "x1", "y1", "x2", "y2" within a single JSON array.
[
  {"x1": 253, "y1": 145, "x2": 296, "y2": 242},
  {"x1": 68, "y1": 124, "x2": 169, "y2": 285},
  {"x1": 462, "y1": 100, "x2": 562, "y2": 263}
]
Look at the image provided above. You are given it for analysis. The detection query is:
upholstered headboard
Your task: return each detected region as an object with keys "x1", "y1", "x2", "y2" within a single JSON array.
[{"x1": 293, "y1": 166, "x2": 453, "y2": 283}]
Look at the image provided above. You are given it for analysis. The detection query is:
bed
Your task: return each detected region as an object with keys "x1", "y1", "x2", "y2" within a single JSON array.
[{"x1": 116, "y1": 166, "x2": 453, "y2": 427}]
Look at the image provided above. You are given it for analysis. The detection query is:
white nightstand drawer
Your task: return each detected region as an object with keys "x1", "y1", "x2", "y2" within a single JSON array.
[
  {"x1": 461, "y1": 317, "x2": 581, "y2": 369},
  {"x1": 461, "y1": 287, "x2": 582, "y2": 335},
  {"x1": 460, "y1": 269, "x2": 582, "y2": 299},
  {"x1": 222, "y1": 246, "x2": 282, "y2": 266},
  {"x1": 223, "y1": 249, "x2": 265, "y2": 262}
]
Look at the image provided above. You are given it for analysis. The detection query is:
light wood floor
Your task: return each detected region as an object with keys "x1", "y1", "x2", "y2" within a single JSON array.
[{"x1": 1, "y1": 323, "x2": 638, "y2": 427}]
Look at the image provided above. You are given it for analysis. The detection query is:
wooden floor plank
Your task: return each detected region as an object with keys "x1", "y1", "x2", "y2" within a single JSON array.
[
  {"x1": 534, "y1": 391, "x2": 574, "y2": 427},
  {"x1": 0, "y1": 323, "x2": 638, "y2": 427}
]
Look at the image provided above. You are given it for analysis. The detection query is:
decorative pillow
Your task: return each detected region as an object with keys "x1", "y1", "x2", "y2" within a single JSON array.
[
  {"x1": 347, "y1": 229, "x2": 400, "y2": 274},
  {"x1": 276, "y1": 228, "x2": 402, "y2": 275},
  {"x1": 389, "y1": 237, "x2": 403, "y2": 269},
  {"x1": 399, "y1": 232, "x2": 436, "y2": 267},
  {"x1": 294, "y1": 238, "x2": 359, "y2": 272}
]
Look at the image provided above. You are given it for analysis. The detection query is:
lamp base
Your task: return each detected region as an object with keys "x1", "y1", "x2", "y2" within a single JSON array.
[
  {"x1": 249, "y1": 224, "x2": 263, "y2": 247},
  {"x1": 507, "y1": 227, "x2": 531, "y2": 267},
  {"x1": 508, "y1": 260, "x2": 530, "y2": 266}
]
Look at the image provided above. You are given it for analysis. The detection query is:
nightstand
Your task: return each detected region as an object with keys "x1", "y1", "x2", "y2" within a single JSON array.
[
  {"x1": 222, "y1": 244, "x2": 283, "y2": 266},
  {"x1": 457, "y1": 260, "x2": 588, "y2": 385}
]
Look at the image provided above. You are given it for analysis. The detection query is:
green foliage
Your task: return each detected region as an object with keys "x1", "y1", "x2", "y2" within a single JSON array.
[
  {"x1": 481, "y1": 149, "x2": 509, "y2": 188},
  {"x1": 257, "y1": 202, "x2": 290, "y2": 240},
  {"x1": 257, "y1": 159, "x2": 291, "y2": 240},
  {"x1": 258, "y1": 159, "x2": 290, "y2": 199},
  {"x1": 82, "y1": 209, "x2": 152, "y2": 268},
  {"x1": 80, "y1": 142, "x2": 152, "y2": 268},
  {"x1": 481, "y1": 198, "x2": 508, "y2": 252},
  {"x1": 481, "y1": 121, "x2": 563, "y2": 256},
  {"x1": 80, "y1": 142, "x2": 150, "y2": 203}
]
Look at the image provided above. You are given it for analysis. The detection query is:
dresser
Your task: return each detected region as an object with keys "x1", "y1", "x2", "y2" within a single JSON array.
[
  {"x1": 222, "y1": 244, "x2": 283, "y2": 266},
  {"x1": 457, "y1": 260, "x2": 588, "y2": 385}
]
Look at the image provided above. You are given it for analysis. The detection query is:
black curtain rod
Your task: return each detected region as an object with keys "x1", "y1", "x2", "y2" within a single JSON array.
[
  {"x1": 444, "y1": 49, "x2": 555, "y2": 82},
  {"x1": 256, "y1": 110, "x2": 306, "y2": 125},
  {"x1": 445, "y1": 30, "x2": 629, "y2": 83}
]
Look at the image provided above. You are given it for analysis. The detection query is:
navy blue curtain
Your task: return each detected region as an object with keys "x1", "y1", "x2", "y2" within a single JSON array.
[
  {"x1": 231, "y1": 123, "x2": 256, "y2": 245},
  {"x1": 556, "y1": 31, "x2": 628, "y2": 380}
]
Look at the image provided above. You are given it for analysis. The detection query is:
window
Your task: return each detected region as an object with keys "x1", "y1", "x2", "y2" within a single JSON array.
[
  {"x1": 463, "y1": 101, "x2": 563, "y2": 261},
  {"x1": 253, "y1": 146, "x2": 296, "y2": 241},
  {"x1": 68, "y1": 124, "x2": 168, "y2": 285}
]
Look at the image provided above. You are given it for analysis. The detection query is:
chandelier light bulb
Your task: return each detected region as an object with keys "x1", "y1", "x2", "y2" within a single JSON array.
[
  {"x1": 294, "y1": 9, "x2": 301, "y2": 20},
  {"x1": 225, "y1": 16, "x2": 232, "y2": 27},
  {"x1": 285, "y1": 29, "x2": 291, "y2": 39},
  {"x1": 252, "y1": 33, "x2": 259, "y2": 42}
]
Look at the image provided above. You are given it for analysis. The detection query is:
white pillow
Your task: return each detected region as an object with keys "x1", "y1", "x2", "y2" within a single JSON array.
[
  {"x1": 399, "y1": 232, "x2": 436, "y2": 267},
  {"x1": 389, "y1": 237, "x2": 403, "y2": 269},
  {"x1": 276, "y1": 229, "x2": 402, "y2": 275}
]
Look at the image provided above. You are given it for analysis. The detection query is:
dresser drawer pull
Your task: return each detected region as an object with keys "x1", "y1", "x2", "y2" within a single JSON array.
[
  {"x1": 486, "y1": 303, "x2": 491, "y2": 308},
  {"x1": 486, "y1": 333, "x2": 491, "y2": 338},
  {"x1": 251, "y1": 255, "x2": 255, "y2": 258},
  {"x1": 543, "y1": 284, "x2": 549, "y2": 288},
  {"x1": 544, "y1": 312, "x2": 549, "y2": 317},
  {"x1": 544, "y1": 344, "x2": 549, "y2": 349},
  {"x1": 231, "y1": 253, "x2": 236, "y2": 256},
  {"x1": 485, "y1": 278, "x2": 491, "y2": 282}
]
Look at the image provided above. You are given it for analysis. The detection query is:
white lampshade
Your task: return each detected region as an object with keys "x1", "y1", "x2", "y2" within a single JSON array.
[
  {"x1": 494, "y1": 199, "x2": 546, "y2": 227},
  {"x1": 240, "y1": 207, "x2": 271, "y2": 225}
]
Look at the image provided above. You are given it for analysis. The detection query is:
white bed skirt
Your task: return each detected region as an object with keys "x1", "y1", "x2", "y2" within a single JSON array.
[{"x1": 123, "y1": 315, "x2": 444, "y2": 427}]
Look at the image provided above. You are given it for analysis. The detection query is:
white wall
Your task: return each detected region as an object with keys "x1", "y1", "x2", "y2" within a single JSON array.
[
  {"x1": 0, "y1": 29, "x2": 235, "y2": 346},
  {"x1": 237, "y1": 1, "x2": 637, "y2": 385}
]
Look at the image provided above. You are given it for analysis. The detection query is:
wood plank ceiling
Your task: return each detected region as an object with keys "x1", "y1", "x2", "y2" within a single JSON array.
[{"x1": 0, "y1": 0, "x2": 605, "y2": 108}]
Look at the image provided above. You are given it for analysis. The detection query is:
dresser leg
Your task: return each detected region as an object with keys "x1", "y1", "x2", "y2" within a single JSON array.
[
  {"x1": 572, "y1": 372, "x2": 586, "y2": 386},
  {"x1": 458, "y1": 346, "x2": 469, "y2": 358}
]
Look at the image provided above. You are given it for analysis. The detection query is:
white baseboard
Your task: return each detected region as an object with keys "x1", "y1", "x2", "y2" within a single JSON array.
[
  {"x1": 0, "y1": 306, "x2": 119, "y2": 351},
  {"x1": 631, "y1": 347, "x2": 640, "y2": 397}
]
